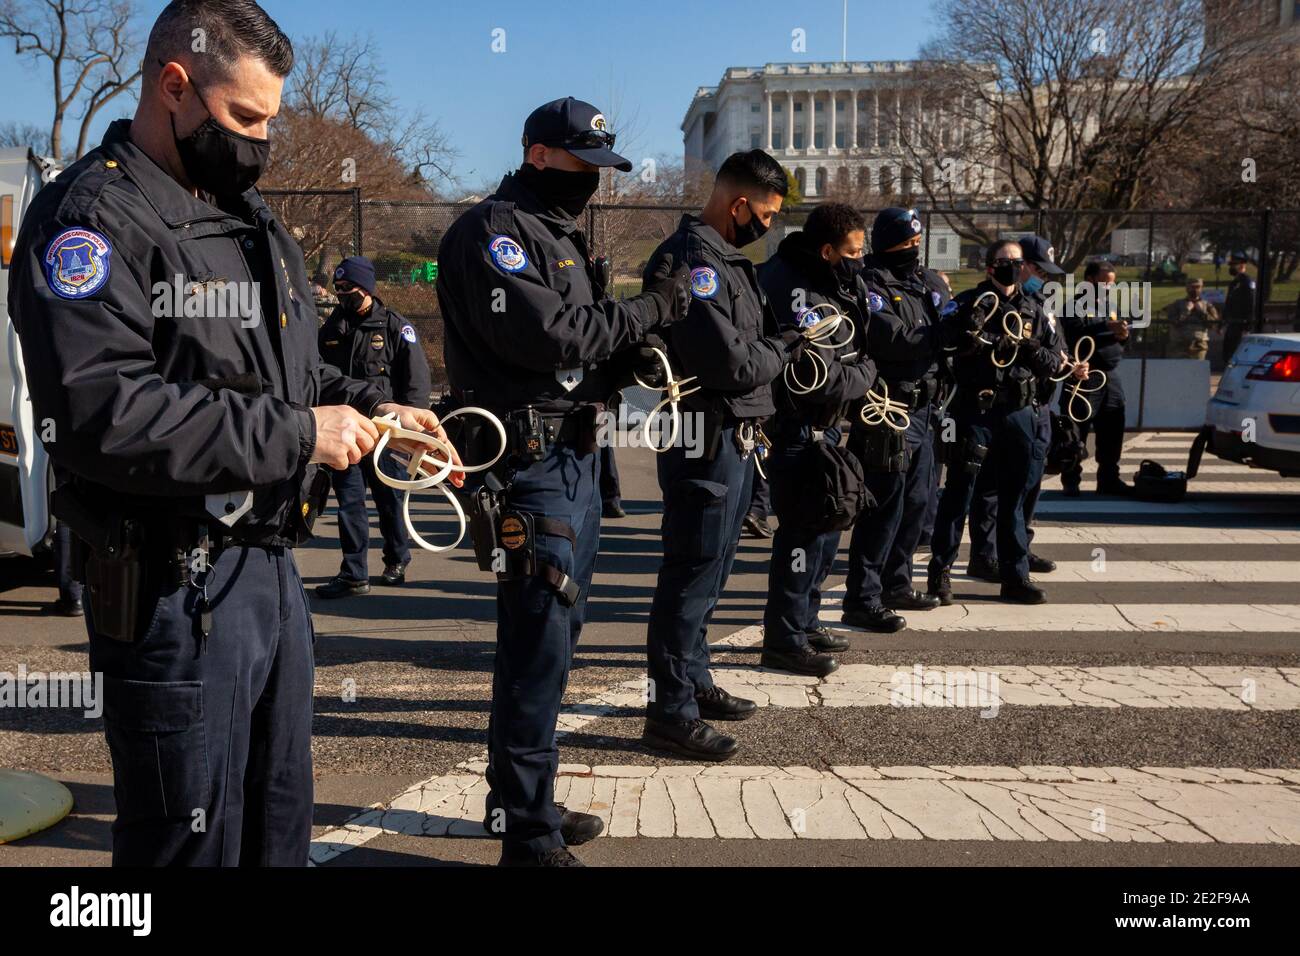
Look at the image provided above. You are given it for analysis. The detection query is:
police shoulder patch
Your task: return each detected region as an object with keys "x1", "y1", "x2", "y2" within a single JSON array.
[
  {"x1": 930, "y1": 290, "x2": 942, "y2": 308},
  {"x1": 43, "y1": 227, "x2": 112, "y2": 299},
  {"x1": 690, "y1": 266, "x2": 719, "y2": 300},
  {"x1": 866, "y1": 291, "x2": 886, "y2": 312},
  {"x1": 488, "y1": 235, "x2": 528, "y2": 273},
  {"x1": 400, "y1": 324, "x2": 417, "y2": 344}
]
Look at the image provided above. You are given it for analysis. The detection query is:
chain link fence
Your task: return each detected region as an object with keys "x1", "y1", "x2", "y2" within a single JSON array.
[{"x1": 261, "y1": 189, "x2": 1300, "y2": 385}]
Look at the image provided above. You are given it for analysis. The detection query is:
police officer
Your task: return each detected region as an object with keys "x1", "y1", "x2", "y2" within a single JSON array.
[
  {"x1": 926, "y1": 240, "x2": 1067, "y2": 606},
  {"x1": 757, "y1": 202, "x2": 877, "y2": 676},
  {"x1": 641, "y1": 149, "x2": 803, "y2": 761},
  {"x1": 965, "y1": 236, "x2": 1068, "y2": 577},
  {"x1": 7, "y1": 0, "x2": 451, "y2": 866},
  {"x1": 1061, "y1": 260, "x2": 1130, "y2": 496},
  {"x1": 1222, "y1": 252, "x2": 1256, "y2": 365},
  {"x1": 315, "y1": 256, "x2": 433, "y2": 597},
  {"x1": 842, "y1": 208, "x2": 957, "y2": 632},
  {"x1": 436, "y1": 97, "x2": 691, "y2": 866}
]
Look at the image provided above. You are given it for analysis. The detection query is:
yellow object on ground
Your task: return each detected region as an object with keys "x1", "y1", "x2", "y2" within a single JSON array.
[{"x1": 0, "y1": 769, "x2": 74, "y2": 843}]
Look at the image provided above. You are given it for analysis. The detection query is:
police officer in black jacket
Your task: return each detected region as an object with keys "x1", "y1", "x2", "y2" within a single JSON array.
[
  {"x1": 315, "y1": 256, "x2": 433, "y2": 596},
  {"x1": 437, "y1": 97, "x2": 690, "y2": 866},
  {"x1": 6, "y1": 0, "x2": 453, "y2": 866},
  {"x1": 842, "y1": 208, "x2": 957, "y2": 632},
  {"x1": 1061, "y1": 260, "x2": 1131, "y2": 496},
  {"x1": 757, "y1": 202, "x2": 878, "y2": 677},
  {"x1": 1222, "y1": 251, "x2": 1256, "y2": 366},
  {"x1": 926, "y1": 240, "x2": 1068, "y2": 606},
  {"x1": 965, "y1": 236, "x2": 1069, "y2": 577},
  {"x1": 641, "y1": 150, "x2": 803, "y2": 762}
]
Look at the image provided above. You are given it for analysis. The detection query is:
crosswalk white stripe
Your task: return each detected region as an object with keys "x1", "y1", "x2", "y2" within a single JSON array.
[
  {"x1": 920, "y1": 561, "x2": 1300, "y2": 583},
  {"x1": 707, "y1": 663, "x2": 1300, "y2": 711},
  {"x1": 417, "y1": 764, "x2": 1300, "y2": 844},
  {"x1": 1020, "y1": 526, "x2": 1300, "y2": 544}
]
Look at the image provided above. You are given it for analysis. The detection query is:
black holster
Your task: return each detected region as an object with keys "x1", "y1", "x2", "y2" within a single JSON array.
[
  {"x1": 52, "y1": 484, "x2": 144, "y2": 643},
  {"x1": 857, "y1": 426, "x2": 910, "y2": 474}
]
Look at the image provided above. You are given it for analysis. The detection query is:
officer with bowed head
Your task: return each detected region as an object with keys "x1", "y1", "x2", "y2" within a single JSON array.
[
  {"x1": 436, "y1": 97, "x2": 692, "y2": 866},
  {"x1": 926, "y1": 239, "x2": 1067, "y2": 606},
  {"x1": 315, "y1": 255, "x2": 433, "y2": 598},
  {"x1": 756, "y1": 201, "x2": 878, "y2": 676},
  {"x1": 7, "y1": 0, "x2": 457, "y2": 866},
  {"x1": 841, "y1": 207, "x2": 963, "y2": 634},
  {"x1": 640, "y1": 149, "x2": 807, "y2": 761}
]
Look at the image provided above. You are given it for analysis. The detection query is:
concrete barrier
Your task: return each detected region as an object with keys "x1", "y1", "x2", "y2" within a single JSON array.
[{"x1": 1112, "y1": 358, "x2": 1211, "y2": 430}]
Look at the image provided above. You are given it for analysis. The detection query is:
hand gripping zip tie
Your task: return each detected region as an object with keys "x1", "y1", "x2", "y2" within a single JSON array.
[
  {"x1": 370, "y1": 408, "x2": 507, "y2": 553},
  {"x1": 859, "y1": 378, "x2": 911, "y2": 432},
  {"x1": 633, "y1": 346, "x2": 701, "y2": 452},
  {"x1": 1050, "y1": 335, "x2": 1107, "y2": 423},
  {"x1": 989, "y1": 309, "x2": 1029, "y2": 369},
  {"x1": 783, "y1": 304, "x2": 857, "y2": 396}
]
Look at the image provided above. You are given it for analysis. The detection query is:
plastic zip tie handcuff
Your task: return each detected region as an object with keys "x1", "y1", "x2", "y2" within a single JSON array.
[{"x1": 633, "y1": 345, "x2": 701, "y2": 452}]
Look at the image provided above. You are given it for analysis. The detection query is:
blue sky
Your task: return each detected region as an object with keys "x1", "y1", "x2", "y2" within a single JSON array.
[{"x1": 0, "y1": 0, "x2": 934, "y2": 189}]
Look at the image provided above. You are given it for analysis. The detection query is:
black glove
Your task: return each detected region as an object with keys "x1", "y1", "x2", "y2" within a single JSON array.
[
  {"x1": 779, "y1": 327, "x2": 807, "y2": 364},
  {"x1": 641, "y1": 263, "x2": 693, "y2": 326}
]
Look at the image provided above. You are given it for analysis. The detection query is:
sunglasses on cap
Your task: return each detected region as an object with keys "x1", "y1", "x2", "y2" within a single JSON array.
[{"x1": 554, "y1": 129, "x2": 617, "y2": 150}]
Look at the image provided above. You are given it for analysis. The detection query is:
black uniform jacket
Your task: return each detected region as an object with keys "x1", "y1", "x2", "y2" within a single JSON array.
[
  {"x1": 642, "y1": 215, "x2": 792, "y2": 421},
  {"x1": 7, "y1": 119, "x2": 383, "y2": 543},
  {"x1": 1064, "y1": 289, "x2": 1125, "y2": 407},
  {"x1": 756, "y1": 231, "x2": 877, "y2": 427},
  {"x1": 318, "y1": 302, "x2": 432, "y2": 409},
  {"x1": 948, "y1": 280, "x2": 1063, "y2": 400},
  {"x1": 436, "y1": 171, "x2": 658, "y2": 414},
  {"x1": 1224, "y1": 271, "x2": 1256, "y2": 326},
  {"x1": 858, "y1": 256, "x2": 954, "y2": 392}
]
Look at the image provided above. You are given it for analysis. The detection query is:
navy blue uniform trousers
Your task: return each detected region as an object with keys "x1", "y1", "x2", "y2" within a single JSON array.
[
  {"x1": 929, "y1": 404, "x2": 1046, "y2": 584},
  {"x1": 485, "y1": 441, "x2": 601, "y2": 854},
  {"x1": 647, "y1": 426, "x2": 753, "y2": 722},
  {"x1": 763, "y1": 425, "x2": 842, "y2": 652},
  {"x1": 968, "y1": 403, "x2": 1050, "y2": 562},
  {"x1": 89, "y1": 546, "x2": 314, "y2": 866},
  {"x1": 330, "y1": 455, "x2": 410, "y2": 581},
  {"x1": 845, "y1": 411, "x2": 935, "y2": 608}
]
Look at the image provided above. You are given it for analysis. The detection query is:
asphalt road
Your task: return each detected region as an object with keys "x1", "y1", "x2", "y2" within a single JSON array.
[{"x1": 1, "y1": 430, "x2": 1298, "y2": 867}]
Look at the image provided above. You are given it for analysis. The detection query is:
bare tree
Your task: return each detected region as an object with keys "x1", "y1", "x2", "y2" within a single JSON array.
[
  {"x1": 0, "y1": 0, "x2": 141, "y2": 161},
  {"x1": 900, "y1": 0, "x2": 1267, "y2": 269},
  {"x1": 283, "y1": 31, "x2": 456, "y2": 193},
  {"x1": 0, "y1": 119, "x2": 51, "y2": 153}
]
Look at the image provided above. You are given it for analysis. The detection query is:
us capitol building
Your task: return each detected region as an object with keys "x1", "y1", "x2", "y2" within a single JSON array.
[{"x1": 682, "y1": 61, "x2": 993, "y2": 202}]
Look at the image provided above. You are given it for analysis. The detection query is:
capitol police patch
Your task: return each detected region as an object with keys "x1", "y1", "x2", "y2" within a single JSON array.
[
  {"x1": 488, "y1": 235, "x2": 528, "y2": 274},
  {"x1": 866, "y1": 291, "x2": 885, "y2": 313},
  {"x1": 931, "y1": 290, "x2": 942, "y2": 308},
  {"x1": 400, "y1": 324, "x2": 417, "y2": 344},
  {"x1": 795, "y1": 307, "x2": 819, "y2": 329},
  {"x1": 43, "y1": 228, "x2": 111, "y2": 299},
  {"x1": 690, "y1": 266, "x2": 719, "y2": 300}
]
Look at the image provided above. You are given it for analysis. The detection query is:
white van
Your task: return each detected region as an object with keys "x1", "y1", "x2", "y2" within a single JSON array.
[{"x1": 0, "y1": 147, "x2": 61, "y2": 557}]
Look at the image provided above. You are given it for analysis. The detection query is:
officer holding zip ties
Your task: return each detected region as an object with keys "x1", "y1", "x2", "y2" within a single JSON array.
[
  {"x1": 640, "y1": 150, "x2": 806, "y2": 762},
  {"x1": 926, "y1": 240, "x2": 1075, "y2": 606},
  {"x1": 6, "y1": 0, "x2": 456, "y2": 866},
  {"x1": 435, "y1": 97, "x2": 692, "y2": 866},
  {"x1": 964, "y1": 236, "x2": 1072, "y2": 581},
  {"x1": 756, "y1": 202, "x2": 878, "y2": 677},
  {"x1": 842, "y1": 208, "x2": 965, "y2": 633}
]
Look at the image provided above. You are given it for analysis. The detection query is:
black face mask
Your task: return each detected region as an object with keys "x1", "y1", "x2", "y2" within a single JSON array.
[
  {"x1": 834, "y1": 255, "x2": 865, "y2": 283},
  {"x1": 337, "y1": 289, "x2": 367, "y2": 312},
  {"x1": 880, "y1": 246, "x2": 920, "y2": 274},
  {"x1": 991, "y1": 263, "x2": 1019, "y2": 287},
  {"x1": 517, "y1": 164, "x2": 600, "y2": 218},
  {"x1": 172, "y1": 84, "x2": 270, "y2": 198},
  {"x1": 731, "y1": 204, "x2": 769, "y2": 248}
]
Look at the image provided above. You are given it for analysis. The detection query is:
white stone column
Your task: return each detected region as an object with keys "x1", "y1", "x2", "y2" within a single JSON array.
[
  {"x1": 764, "y1": 90, "x2": 773, "y2": 150},
  {"x1": 807, "y1": 89, "x2": 816, "y2": 152},
  {"x1": 872, "y1": 88, "x2": 880, "y2": 149},
  {"x1": 851, "y1": 90, "x2": 859, "y2": 150},
  {"x1": 829, "y1": 89, "x2": 838, "y2": 152},
  {"x1": 786, "y1": 90, "x2": 795, "y2": 150}
]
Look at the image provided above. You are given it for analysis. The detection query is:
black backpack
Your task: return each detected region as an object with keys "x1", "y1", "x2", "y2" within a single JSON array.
[
  {"x1": 787, "y1": 441, "x2": 873, "y2": 534},
  {"x1": 1133, "y1": 459, "x2": 1188, "y2": 503}
]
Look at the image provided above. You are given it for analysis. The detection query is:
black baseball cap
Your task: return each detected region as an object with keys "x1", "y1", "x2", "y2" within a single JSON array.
[
  {"x1": 1019, "y1": 235, "x2": 1066, "y2": 277},
  {"x1": 521, "y1": 97, "x2": 632, "y2": 171}
]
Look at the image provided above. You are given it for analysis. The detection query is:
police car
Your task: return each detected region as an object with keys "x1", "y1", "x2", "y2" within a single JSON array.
[
  {"x1": 1201, "y1": 332, "x2": 1300, "y2": 478},
  {"x1": 0, "y1": 147, "x2": 60, "y2": 558}
]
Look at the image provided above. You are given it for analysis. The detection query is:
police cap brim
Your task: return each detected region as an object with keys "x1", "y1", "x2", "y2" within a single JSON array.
[{"x1": 568, "y1": 145, "x2": 633, "y2": 172}]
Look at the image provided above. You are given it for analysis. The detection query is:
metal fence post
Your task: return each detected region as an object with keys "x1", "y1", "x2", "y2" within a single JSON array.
[
  {"x1": 1257, "y1": 208, "x2": 1272, "y2": 333},
  {"x1": 352, "y1": 187, "x2": 363, "y2": 256}
]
